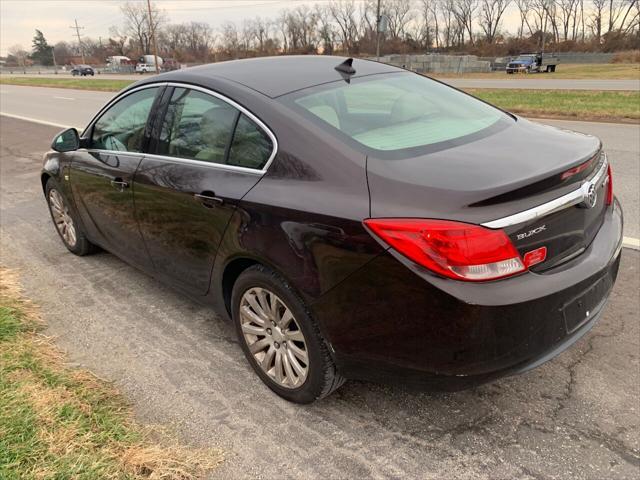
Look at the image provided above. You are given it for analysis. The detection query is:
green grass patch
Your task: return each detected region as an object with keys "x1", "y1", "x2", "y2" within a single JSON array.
[
  {"x1": 0, "y1": 76, "x2": 132, "y2": 92},
  {"x1": 0, "y1": 268, "x2": 222, "y2": 479},
  {"x1": 466, "y1": 88, "x2": 640, "y2": 122}
]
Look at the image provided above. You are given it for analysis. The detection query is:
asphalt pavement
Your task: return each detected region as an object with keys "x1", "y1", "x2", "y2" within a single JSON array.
[
  {"x1": 1, "y1": 116, "x2": 638, "y2": 479},
  {"x1": 1, "y1": 84, "x2": 638, "y2": 241},
  {"x1": 2, "y1": 71, "x2": 639, "y2": 91}
]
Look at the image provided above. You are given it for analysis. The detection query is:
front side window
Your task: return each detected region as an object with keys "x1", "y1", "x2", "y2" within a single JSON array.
[
  {"x1": 158, "y1": 88, "x2": 238, "y2": 163},
  {"x1": 91, "y1": 87, "x2": 158, "y2": 152},
  {"x1": 286, "y1": 73, "x2": 510, "y2": 153}
]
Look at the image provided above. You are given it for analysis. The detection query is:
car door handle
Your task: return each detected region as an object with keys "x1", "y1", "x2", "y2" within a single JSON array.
[
  {"x1": 110, "y1": 178, "x2": 129, "y2": 191},
  {"x1": 194, "y1": 192, "x2": 223, "y2": 207}
]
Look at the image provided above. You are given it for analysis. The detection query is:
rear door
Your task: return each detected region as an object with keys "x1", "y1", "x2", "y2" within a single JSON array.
[
  {"x1": 134, "y1": 85, "x2": 275, "y2": 294},
  {"x1": 71, "y1": 86, "x2": 162, "y2": 270}
]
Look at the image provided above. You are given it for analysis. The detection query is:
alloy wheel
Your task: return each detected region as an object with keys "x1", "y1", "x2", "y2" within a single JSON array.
[
  {"x1": 48, "y1": 189, "x2": 77, "y2": 247},
  {"x1": 239, "y1": 287, "x2": 309, "y2": 389}
]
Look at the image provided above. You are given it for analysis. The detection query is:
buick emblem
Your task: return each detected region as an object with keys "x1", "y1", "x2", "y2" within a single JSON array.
[{"x1": 581, "y1": 183, "x2": 598, "y2": 209}]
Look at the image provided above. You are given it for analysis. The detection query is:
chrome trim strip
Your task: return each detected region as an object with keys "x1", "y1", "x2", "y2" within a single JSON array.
[
  {"x1": 140, "y1": 152, "x2": 264, "y2": 175},
  {"x1": 81, "y1": 81, "x2": 278, "y2": 176},
  {"x1": 482, "y1": 153, "x2": 608, "y2": 229}
]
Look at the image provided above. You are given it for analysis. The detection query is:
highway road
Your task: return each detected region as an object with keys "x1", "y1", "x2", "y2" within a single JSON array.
[
  {"x1": 1, "y1": 116, "x2": 639, "y2": 479},
  {"x1": 2, "y1": 83, "x2": 638, "y2": 243},
  {"x1": 2, "y1": 70, "x2": 640, "y2": 90}
]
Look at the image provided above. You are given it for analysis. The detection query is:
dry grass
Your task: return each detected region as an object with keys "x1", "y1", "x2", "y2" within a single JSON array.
[
  {"x1": 0, "y1": 267, "x2": 223, "y2": 480},
  {"x1": 612, "y1": 50, "x2": 640, "y2": 63}
]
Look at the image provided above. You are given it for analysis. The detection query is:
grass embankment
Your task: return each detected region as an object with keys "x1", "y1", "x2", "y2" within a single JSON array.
[
  {"x1": 469, "y1": 89, "x2": 640, "y2": 122},
  {"x1": 1, "y1": 75, "x2": 638, "y2": 122},
  {"x1": 0, "y1": 76, "x2": 132, "y2": 92},
  {"x1": 433, "y1": 63, "x2": 640, "y2": 79},
  {"x1": 0, "y1": 268, "x2": 222, "y2": 479}
]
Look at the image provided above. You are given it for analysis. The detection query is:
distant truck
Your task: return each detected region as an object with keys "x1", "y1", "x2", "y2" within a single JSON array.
[
  {"x1": 136, "y1": 55, "x2": 163, "y2": 74},
  {"x1": 506, "y1": 53, "x2": 560, "y2": 73}
]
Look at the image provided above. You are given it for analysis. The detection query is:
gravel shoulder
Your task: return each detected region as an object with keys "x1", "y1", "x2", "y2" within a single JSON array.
[{"x1": 1, "y1": 117, "x2": 639, "y2": 479}]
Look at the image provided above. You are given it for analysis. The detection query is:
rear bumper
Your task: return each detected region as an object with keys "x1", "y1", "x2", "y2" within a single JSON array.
[{"x1": 312, "y1": 200, "x2": 623, "y2": 390}]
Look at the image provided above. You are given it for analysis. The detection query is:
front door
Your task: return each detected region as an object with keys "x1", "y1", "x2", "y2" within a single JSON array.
[
  {"x1": 134, "y1": 86, "x2": 275, "y2": 294},
  {"x1": 70, "y1": 86, "x2": 162, "y2": 270}
]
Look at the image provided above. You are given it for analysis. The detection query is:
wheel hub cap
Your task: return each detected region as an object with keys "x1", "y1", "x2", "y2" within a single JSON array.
[
  {"x1": 239, "y1": 287, "x2": 309, "y2": 389},
  {"x1": 48, "y1": 189, "x2": 77, "y2": 247}
]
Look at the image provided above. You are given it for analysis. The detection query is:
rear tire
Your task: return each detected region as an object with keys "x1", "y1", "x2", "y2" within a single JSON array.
[
  {"x1": 45, "y1": 178, "x2": 97, "y2": 256},
  {"x1": 231, "y1": 265, "x2": 345, "y2": 403}
]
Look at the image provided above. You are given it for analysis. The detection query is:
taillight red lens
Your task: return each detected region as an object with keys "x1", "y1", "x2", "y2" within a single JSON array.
[
  {"x1": 523, "y1": 246, "x2": 547, "y2": 268},
  {"x1": 605, "y1": 164, "x2": 613, "y2": 206},
  {"x1": 364, "y1": 219, "x2": 526, "y2": 281},
  {"x1": 561, "y1": 159, "x2": 592, "y2": 180}
]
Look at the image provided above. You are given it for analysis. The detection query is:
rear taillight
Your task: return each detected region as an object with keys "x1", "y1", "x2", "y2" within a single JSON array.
[
  {"x1": 605, "y1": 164, "x2": 613, "y2": 206},
  {"x1": 364, "y1": 219, "x2": 526, "y2": 282}
]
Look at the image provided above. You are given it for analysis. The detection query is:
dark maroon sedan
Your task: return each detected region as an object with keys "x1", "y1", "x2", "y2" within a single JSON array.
[{"x1": 42, "y1": 56, "x2": 623, "y2": 403}]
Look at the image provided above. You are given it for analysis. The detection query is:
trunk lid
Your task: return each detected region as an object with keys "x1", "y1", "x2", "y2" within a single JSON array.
[{"x1": 366, "y1": 117, "x2": 607, "y2": 271}]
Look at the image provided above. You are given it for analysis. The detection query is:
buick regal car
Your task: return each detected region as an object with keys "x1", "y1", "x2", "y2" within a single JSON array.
[{"x1": 42, "y1": 56, "x2": 623, "y2": 403}]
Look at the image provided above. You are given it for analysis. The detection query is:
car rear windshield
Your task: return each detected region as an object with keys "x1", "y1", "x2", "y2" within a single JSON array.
[{"x1": 284, "y1": 72, "x2": 509, "y2": 153}]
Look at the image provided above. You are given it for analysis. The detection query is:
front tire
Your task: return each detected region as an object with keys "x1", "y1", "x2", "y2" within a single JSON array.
[
  {"x1": 45, "y1": 178, "x2": 97, "y2": 256},
  {"x1": 231, "y1": 265, "x2": 345, "y2": 403}
]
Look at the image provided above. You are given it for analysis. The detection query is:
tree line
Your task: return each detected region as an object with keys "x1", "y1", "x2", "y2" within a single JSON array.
[{"x1": 6, "y1": 0, "x2": 639, "y2": 67}]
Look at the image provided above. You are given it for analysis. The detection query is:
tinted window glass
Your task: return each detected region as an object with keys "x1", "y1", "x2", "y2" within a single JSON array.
[
  {"x1": 158, "y1": 88, "x2": 238, "y2": 163},
  {"x1": 92, "y1": 88, "x2": 157, "y2": 152},
  {"x1": 228, "y1": 114, "x2": 273, "y2": 169},
  {"x1": 290, "y1": 73, "x2": 508, "y2": 152}
]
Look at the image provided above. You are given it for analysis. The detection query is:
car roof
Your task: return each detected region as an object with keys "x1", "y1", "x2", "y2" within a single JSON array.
[{"x1": 175, "y1": 55, "x2": 402, "y2": 98}]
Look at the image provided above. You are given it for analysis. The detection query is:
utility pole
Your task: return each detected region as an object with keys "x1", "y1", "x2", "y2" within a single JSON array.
[
  {"x1": 51, "y1": 46, "x2": 58, "y2": 74},
  {"x1": 146, "y1": 0, "x2": 160, "y2": 73},
  {"x1": 70, "y1": 19, "x2": 85, "y2": 64},
  {"x1": 375, "y1": 0, "x2": 381, "y2": 61}
]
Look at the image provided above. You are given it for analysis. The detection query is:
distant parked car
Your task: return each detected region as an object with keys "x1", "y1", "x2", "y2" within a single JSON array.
[
  {"x1": 136, "y1": 63, "x2": 156, "y2": 74},
  {"x1": 71, "y1": 65, "x2": 94, "y2": 76},
  {"x1": 506, "y1": 53, "x2": 559, "y2": 73}
]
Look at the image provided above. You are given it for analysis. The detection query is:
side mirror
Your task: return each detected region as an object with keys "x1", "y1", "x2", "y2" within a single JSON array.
[{"x1": 52, "y1": 128, "x2": 80, "y2": 152}]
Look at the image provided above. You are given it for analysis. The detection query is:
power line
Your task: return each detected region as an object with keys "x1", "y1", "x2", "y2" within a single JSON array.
[{"x1": 70, "y1": 18, "x2": 86, "y2": 63}]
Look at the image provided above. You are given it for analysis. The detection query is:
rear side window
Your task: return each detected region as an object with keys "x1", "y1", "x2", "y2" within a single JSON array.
[
  {"x1": 288, "y1": 73, "x2": 508, "y2": 153},
  {"x1": 156, "y1": 87, "x2": 274, "y2": 170},
  {"x1": 158, "y1": 88, "x2": 238, "y2": 164},
  {"x1": 228, "y1": 114, "x2": 273, "y2": 169},
  {"x1": 92, "y1": 87, "x2": 158, "y2": 152}
]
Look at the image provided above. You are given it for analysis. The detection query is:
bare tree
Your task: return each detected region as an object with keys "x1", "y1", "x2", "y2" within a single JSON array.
[
  {"x1": 616, "y1": 0, "x2": 639, "y2": 33},
  {"x1": 329, "y1": 0, "x2": 360, "y2": 53},
  {"x1": 108, "y1": 26, "x2": 131, "y2": 56},
  {"x1": 421, "y1": 0, "x2": 440, "y2": 48},
  {"x1": 383, "y1": 0, "x2": 414, "y2": 40},
  {"x1": 515, "y1": 0, "x2": 535, "y2": 37},
  {"x1": 478, "y1": 0, "x2": 511, "y2": 43},
  {"x1": 219, "y1": 22, "x2": 240, "y2": 58},
  {"x1": 588, "y1": 0, "x2": 608, "y2": 41},
  {"x1": 451, "y1": 0, "x2": 477, "y2": 45},
  {"x1": 440, "y1": 0, "x2": 459, "y2": 47},
  {"x1": 120, "y1": 1, "x2": 166, "y2": 55},
  {"x1": 8, "y1": 44, "x2": 29, "y2": 67},
  {"x1": 316, "y1": 5, "x2": 337, "y2": 54}
]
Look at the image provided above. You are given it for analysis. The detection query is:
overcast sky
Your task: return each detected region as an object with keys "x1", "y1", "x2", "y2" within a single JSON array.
[{"x1": 1, "y1": 0, "x2": 526, "y2": 56}]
